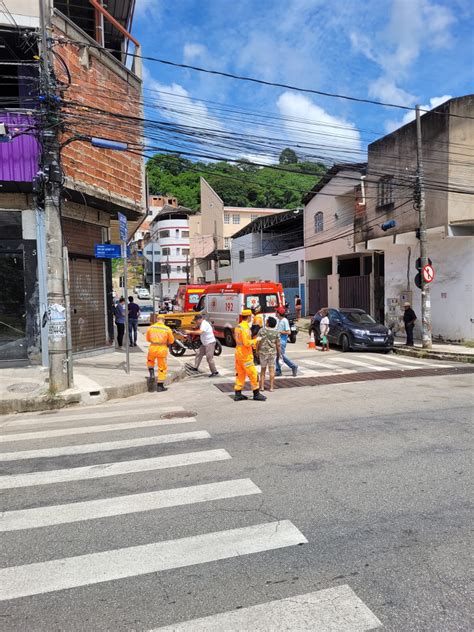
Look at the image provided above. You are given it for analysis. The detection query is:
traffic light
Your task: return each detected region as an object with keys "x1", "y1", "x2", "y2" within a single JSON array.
[{"x1": 415, "y1": 257, "x2": 432, "y2": 270}]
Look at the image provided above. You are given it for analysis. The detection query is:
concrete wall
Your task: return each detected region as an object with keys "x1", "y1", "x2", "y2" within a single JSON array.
[
  {"x1": 383, "y1": 235, "x2": 474, "y2": 342},
  {"x1": 448, "y1": 95, "x2": 474, "y2": 225},
  {"x1": 0, "y1": 0, "x2": 39, "y2": 27}
]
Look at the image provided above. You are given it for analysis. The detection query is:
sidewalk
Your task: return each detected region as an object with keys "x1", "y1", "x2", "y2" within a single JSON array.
[{"x1": 0, "y1": 331, "x2": 186, "y2": 415}]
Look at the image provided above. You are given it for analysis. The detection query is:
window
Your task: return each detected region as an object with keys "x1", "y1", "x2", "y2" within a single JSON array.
[
  {"x1": 162, "y1": 247, "x2": 170, "y2": 256},
  {"x1": 239, "y1": 249, "x2": 245, "y2": 263},
  {"x1": 224, "y1": 213, "x2": 230, "y2": 224},
  {"x1": 245, "y1": 294, "x2": 278, "y2": 313},
  {"x1": 176, "y1": 266, "x2": 181, "y2": 273},
  {"x1": 168, "y1": 199, "x2": 173, "y2": 204},
  {"x1": 314, "y1": 212, "x2": 324, "y2": 233},
  {"x1": 251, "y1": 214, "x2": 259, "y2": 221},
  {"x1": 233, "y1": 214, "x2": 240, "y2": 224},
  {"x1": 377, "y1": 176, "x2": 394, "y2": 210},
  {"x1": 182, "y1": 248, "x2": 190, "y2": 255},
  {"x1": 181, "y1": 230, "x2": 189, "y2": 238},
  {"x1": 300, "y1": 259, "x2": 305, "y2": 277},
  {"x1": 161, "y1": 264, "x2": 170, "y2": 274},
  {"x1": 176, "y1": 247, "x2": 180, "y2": 256},
  {"x1": 175, "y1": 229, "x2": 180, "y2": 238},
  {"x1": 224, "y1": 237, "x2": 230, "y2": 249},
  {"x1": 160, "y1": 230, "x2": 170, "y2": 238}
]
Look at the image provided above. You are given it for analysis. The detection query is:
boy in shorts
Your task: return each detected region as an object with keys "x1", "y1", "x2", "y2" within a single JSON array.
[{"x1": 256, "y1": 316, "x2": 281, "y2": 391}]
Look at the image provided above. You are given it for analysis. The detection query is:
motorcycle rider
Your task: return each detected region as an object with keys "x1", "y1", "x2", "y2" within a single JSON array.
[
  {"x1": 234, "y1": 309, "x2": 266, "y2": 402},
  {"x1": 145, "y1": 314, "x2": 174, "y2": 392}
]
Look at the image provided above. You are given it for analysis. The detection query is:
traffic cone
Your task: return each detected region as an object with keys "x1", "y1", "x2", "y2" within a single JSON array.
[{"x1": 308, "y1": 331, "x2": 316, "y2": 349}]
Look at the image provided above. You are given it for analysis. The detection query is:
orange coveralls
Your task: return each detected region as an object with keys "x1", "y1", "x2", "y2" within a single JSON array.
[
  {"x1": 146, "y1": 322, "x2": 174, "y2": 382},
  {"x1": 234, "y1": 320, "x2": 259, "y2": 392}
]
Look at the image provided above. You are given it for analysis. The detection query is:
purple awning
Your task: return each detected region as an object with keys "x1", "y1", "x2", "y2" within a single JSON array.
[{"x1": 0, "y1": 112, "x2": 40, "y2": 183}]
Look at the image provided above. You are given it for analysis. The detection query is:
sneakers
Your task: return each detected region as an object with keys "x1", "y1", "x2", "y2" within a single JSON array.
[
  {"x1": 292, "y1": 366, "x2": 298, "y2": 377},
  {"x1": 209, "y1": 372, "x2": 220, "y2": 377},
  {"x1": 234, "y1": 391, "x2": 248, "y2": 401}
]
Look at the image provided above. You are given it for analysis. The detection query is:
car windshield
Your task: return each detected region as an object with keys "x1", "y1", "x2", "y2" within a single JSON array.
[
  {"x1": 140, "y1": 305, "x2": 153, "y2": 312},
  {"x1": 343, "y1": 311, "x2": 376, "y2": 325},
  {"x1": 245, "y1": 294, "x2": 279, "y2": 313}
]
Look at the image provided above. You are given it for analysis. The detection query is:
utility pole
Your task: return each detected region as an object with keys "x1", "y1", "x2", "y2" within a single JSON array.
[
  {"x1": 415, "y1": 105, "x2": 432, "y2": 349},
  {"x1": 186, "y1": 253, "x2": 190, "y2": 285},
  {"x1": 39, "y1": 0, "x2": 70, "y2": 391},
  {"x1": 213, "y1": 220, "x2": 219, "y2": 283}
]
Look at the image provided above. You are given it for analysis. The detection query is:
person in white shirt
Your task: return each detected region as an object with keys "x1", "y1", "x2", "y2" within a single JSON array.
[
  {"x1": 185, "y1": 314, "x2": 219, "y2": 377},
  {"x1": 319, "y1": 308, "x2": 330, "y2": 351}
]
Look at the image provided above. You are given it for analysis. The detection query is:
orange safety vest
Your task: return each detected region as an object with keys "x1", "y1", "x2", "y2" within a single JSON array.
[{"x1": 146, "y1": 322, "x2": 174, "y2": 346}]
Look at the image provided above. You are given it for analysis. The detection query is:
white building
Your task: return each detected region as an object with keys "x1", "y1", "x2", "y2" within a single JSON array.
[
  {"x1": 148, "y1": 204, "x2": 193, "y2": 299},
  {"x1": 231, "y1": 209, "x2": 306, "y2": 314}
]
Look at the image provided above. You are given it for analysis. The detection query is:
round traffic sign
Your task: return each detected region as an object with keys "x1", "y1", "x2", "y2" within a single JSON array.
[{"x1": 422, "y1": 264, "x2": 435, "y2": 283}]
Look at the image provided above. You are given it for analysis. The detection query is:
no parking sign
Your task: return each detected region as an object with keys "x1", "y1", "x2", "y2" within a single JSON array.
[{"x1": 422, "y1": 264, "x2": 435, "y2": 284}]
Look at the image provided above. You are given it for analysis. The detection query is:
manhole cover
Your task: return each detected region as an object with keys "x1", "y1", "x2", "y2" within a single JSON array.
[
  {"x1": 160, "y1": 410, "x2": 197, "y2": 419},
  {"x1": 7, "y1": 382, "x2": 42, "y2": 394}
]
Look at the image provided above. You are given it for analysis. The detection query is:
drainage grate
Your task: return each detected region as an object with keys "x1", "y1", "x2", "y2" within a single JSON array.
[
  {"x1": 160, "y1": 410, "x2": 197, "y2": 419},
  {"x1": 214, "y1": 366, "x2": 474, "y2": 393}
]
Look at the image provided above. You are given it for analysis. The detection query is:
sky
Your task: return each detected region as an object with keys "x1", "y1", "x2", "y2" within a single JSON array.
[{"x1": 133, "y1": 0, "x2": 473, "y2": 164}]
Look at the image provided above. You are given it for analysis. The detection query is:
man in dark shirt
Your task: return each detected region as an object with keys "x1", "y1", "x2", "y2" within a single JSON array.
[
  {"x1": 403, "y1": 302, "x2": 417, "y2": 346},
  {"x1": 128, "y1": 296, "x2": 140, "y2": 347}
]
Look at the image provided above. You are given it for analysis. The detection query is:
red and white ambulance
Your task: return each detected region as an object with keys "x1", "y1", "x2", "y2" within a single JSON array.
[
  {"x1": 175, "y1": 284, "x2": 207, "y2": 312},
  {"x1": 195, "y1": 281, "x2": 285, "y2": 346}
]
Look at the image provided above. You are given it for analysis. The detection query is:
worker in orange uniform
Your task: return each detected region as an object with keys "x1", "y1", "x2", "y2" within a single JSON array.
[
  {"x1": 146, "y1": 314, "x2": 174, "y2": 392},
  {"x1": 234, "y1": 309, "x2": 266, "y2": 402}
]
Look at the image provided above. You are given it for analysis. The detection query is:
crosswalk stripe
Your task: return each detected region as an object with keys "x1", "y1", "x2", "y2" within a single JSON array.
[
  {"x1": 302, "y1": 359, "x2": 357, "y2": 373},
  {"x1": 151, "y1": 585, "x2": 382, "y2": 631},
  {"x1": 0, "y1": 431, "x2": 211, "y2": 462},
  {"x1": 355, "y1": 354, "x2": 423, "y2": 370},
  {"x1": 4, "y1": 406, "x2": 186, "y2": 428},
  {"x1": 0, "y1": 520, "x2": 307, "y2": 601},
  {"x1": 329, "y1": 357, "x2": 388, "y2": 371},
  {"x1": 0, "y1": 449, "x2": 231, "y2": 489},
  {"x1": 0, "y1": 479, "x2": 261, "y2": 532},
  {"x1": 390, "y1": 354, "x2": 453, "y2": 368},
  {"x1": 0, "y1": 418, "x2": 196, "y2": 444}
]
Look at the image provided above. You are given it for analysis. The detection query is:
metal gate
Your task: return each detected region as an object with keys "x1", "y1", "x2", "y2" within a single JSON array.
[
  {"x1": 339, "y1": 275, "x2": 370, "y2": 313},
  {"x1": 69, "y1": 257, "x2": 107, "y2": 352},
  {"x1": 278, "y1": 261, "x2": 299, "y2": 316},
  {"x1": 308, "y1": 278, "x2": 328, "y2": 315}
]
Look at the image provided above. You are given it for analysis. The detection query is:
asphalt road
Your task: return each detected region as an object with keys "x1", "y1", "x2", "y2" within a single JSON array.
[{"x1": 0, "y1": 359, "x2": 472, "y2": 631}]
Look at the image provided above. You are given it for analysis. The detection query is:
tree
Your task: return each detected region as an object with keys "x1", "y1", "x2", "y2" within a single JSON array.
[{"x1": 279, "y1": 148, "x2": 298, "y2": 165}]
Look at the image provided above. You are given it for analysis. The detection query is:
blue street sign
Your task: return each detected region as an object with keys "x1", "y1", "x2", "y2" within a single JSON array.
[
  {"x1": 118, "y1": 212, "x2": 128, "y2": 241},
  {"x1": 95, "y1": 244, "x2": 122, "y2": 259}
]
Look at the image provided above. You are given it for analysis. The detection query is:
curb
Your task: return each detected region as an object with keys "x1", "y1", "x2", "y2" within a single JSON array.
[
  {"x1": 0, "y1": 367, "x2": 188, "y2": 416},
  {"x1": 394, "y1": 347, "x2": 474, "y2": 363}
]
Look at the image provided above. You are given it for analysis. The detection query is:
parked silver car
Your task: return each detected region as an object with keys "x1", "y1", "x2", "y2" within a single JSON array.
[{"x1": 138, "y1": 304, "x2": 154, "y2": 326}]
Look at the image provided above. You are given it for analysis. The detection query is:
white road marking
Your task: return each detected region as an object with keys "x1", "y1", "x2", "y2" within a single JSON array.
[
  {"x1": 152, "y1": 585, "x2": 382, "y2": 631},
  {"x1": 389, "y1": 354, "x2": 453, "y2": 368},
  {"x1": 302, "y1": 360, "x2": 357, "y2": 373},
  {"x1": 355, "y1": 354, "x2": 423, "y2": 370},
  {"x1": 0, "y1": 431, "x2": 210, "y2": 462},
  {"x1": 0, "y1": 418, "x2": 196, "y2": 444},
  {"x1": 0, "y1": 479, "x2": 261, "y2": 532},
  {"x1": 329, "y1": 357, "x2": 388, "y2": 371},
  {"x1": 5, "y1": 406, "x2": 186, "y2": 428},
  {"x1": 0, "y1": 520, "x2": 307, "y2": 601},
  {"x1": 0, "y1": 449, "x2": 231, "y2": 489}
]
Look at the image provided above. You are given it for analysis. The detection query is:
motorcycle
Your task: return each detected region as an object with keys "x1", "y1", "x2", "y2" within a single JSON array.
[{"x1": 170, "y1": 329, "x2": 223, "y2": 357}]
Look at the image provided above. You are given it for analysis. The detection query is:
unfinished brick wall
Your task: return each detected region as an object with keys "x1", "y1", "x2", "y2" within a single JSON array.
[{"x1": 54, "y1": 23, "x2": 144, "y2": 211}]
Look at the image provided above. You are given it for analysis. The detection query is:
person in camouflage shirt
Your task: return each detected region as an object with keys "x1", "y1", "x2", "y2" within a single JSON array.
[{"x1": 256, "y1": 316, "x2": 281, "y2": 392}]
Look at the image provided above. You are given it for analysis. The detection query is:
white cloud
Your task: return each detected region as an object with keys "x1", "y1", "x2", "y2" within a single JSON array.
[
  {"x1": 368, "y1": 77, "x2": 416, "y2": 107},
  {"x1": 385, "y1": 94, "x2": 453, "y2": 132},
  {"x1": 135, "y1": 0, "x2": 162, "y2": 18},
  {"x1": 276, "y1": 92, "x2": 361, "y2": 162},
  {"x1": 183, "y1": 43, "x2": 207, "y2": 63}
]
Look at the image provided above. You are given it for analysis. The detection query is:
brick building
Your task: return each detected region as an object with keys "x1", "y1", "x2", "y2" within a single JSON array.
[{"x1": 0, "y1": 0, "x2": 145, "y2": 364}]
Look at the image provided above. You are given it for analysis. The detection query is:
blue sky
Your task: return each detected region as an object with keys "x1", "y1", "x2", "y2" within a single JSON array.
[{"x1": 133, "y1": 0, "x2": 473, "y2": 163}]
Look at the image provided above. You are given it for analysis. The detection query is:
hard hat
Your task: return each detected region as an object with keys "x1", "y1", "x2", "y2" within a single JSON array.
[{"x1": 241, "y1": 309, "x2": 252, "y2": 316}]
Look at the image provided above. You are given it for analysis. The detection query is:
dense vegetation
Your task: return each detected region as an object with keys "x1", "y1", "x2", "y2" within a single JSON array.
[{"x1": 146, "y1": 150, "x2": 326, "y2": 210}]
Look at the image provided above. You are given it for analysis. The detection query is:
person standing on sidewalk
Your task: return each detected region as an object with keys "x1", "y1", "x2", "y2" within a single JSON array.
[
  {"x1": 319, "y1": 308, "x2": 330, "y2": 351},
  {"x1": 185, "y1": 314, "x2": 219, "y2": 377},
  {"x1": 295, "y1": 295, "x2": 302, "y2": 321},
  {"x1": 275, "y1": 307, "x2": 298, "y2": 377},
  {"x1": 403, "y1": 302, "x2": 417, "y2": 346},
  {"x1": 128, "y1": 296, "x2": 140, "y2": 347},
  {"x1": 234, "y1": 309, "x2": 266, "y2": 401},
  {"x1": 114, "y1": 297, "x2": 126, "y2": 348},
  {"x1": 257, "y1": 316, "x2": 281, "y2": 392},
  {"x1": 145, "y1": 314, "x2": 174, "y2": 392}
]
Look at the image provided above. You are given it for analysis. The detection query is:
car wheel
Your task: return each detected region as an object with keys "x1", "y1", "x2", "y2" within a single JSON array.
[
  {"x1": 340, "y1": 334, "x2": 351, "y2": 352},
  {"x1": 224, "y1": 328, "x2": 235, "y2": 347}
]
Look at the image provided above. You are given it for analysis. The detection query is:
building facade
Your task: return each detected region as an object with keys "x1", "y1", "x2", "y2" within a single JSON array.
[
  {"x1": 0, "y1": 0, "x2": 145, "y2": 364},
  {"x1": 355, "y1": 95, "x2": 474, "y2": 342}
]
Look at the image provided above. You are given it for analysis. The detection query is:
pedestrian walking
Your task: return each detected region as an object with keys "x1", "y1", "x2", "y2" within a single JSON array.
[
  {"x1": 234, "y1": 309, "x2": 266, "y2": 401},
  {"x1": 128, "y1": 296, "x2": 140, "y2": 347},
  {"x1": 275, "y1": 307, "x2": 298, "y2": 377},
  {"x1": 295, "y1": 295, "x2": 302, "y2": 321},
  {"x1": 319, "y1": 308, "x2": 330, "y2": 351},
  {"x1": 114, "y1": 297, "x2": 126, "y2": 348},
  {"x1": 256, "y1": 316, "x2": 281, "y2": 392},
  {"x1": 145, "y1": 314, "x2": 174, "y2": 392},
  {"x1": 185, "y1": 314, "x2": 219, "y2": 377},
  {"x1": 403, "y1": 302, "x2": 417, "y2": 346}
]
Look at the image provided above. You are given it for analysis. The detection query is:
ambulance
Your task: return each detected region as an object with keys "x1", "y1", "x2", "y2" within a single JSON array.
[
  {"x1": 195, "y1": 281, "x2": 285, "y2": 346},
  {"x1": 175, "y1": 285, "x2": 207, "y2": 312}
]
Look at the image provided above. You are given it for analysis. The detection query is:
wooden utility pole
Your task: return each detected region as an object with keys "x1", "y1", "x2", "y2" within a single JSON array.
[{"x1": 415, "y1": 105, "x2": 432, "y2": 349}]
